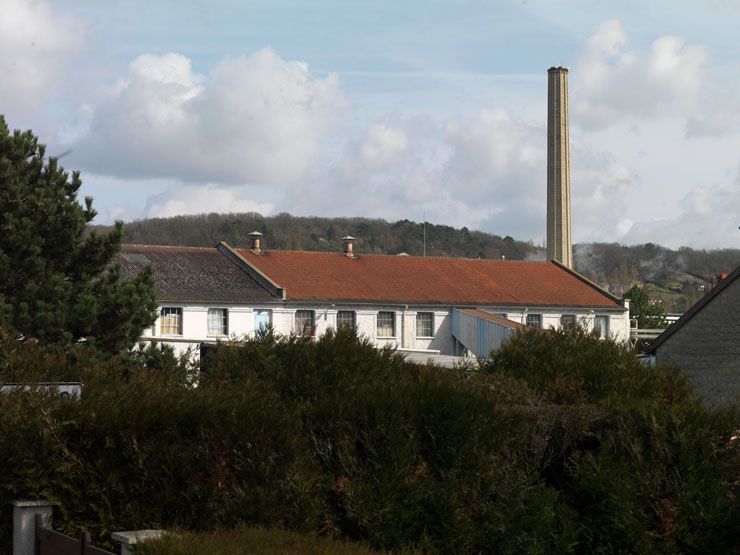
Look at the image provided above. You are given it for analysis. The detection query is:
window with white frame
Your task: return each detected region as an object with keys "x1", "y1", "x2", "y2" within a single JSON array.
[
  {"x1": 253, "y1": 309, "x2": 272, "y2": 333},
  {"x1": 160, "y1": 307, "x2": 183, "y2": 335},
  {"x1": 594, "y1": 315, "x2": 610, "y2": 339},
  {"x1": 525, "y1": 313, "x2": 542, "y2": 329},
  {"x1": 560, "y1": 314, "x2": 577, "y2": 330},
  {"x1": 337, "y1": 310, "x2": 356, "y2": 330},
  {"x1": 295, "y1": 310, "x2": 316, "y2": 337},
  {"x1": 416, "y1": 312, "x2": 434, "y2": 337},
  {"x1": 208, "y1": 308, "x2": 228, "y2": 336},
  {"x1": 377, "y1": 311, "x2": 395, "y2": 337}
]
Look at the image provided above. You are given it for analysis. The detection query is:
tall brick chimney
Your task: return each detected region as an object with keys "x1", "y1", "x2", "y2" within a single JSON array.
[{"x1": 546, "y1": 66, "x2": 573, "y2": 269}]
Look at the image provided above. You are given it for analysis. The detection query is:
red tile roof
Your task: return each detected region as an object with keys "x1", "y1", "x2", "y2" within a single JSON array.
[{"x1": 234, "y1": 248, "x2": 622, "y2": 308}]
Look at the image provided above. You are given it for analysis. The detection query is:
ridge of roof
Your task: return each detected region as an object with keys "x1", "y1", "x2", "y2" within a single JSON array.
[
  {"x1": 122, "y1": 243, "x2": 216, "y2": 252},
  {"x1": 234, "y1": 248, "x2": 550, "y2": 263},
  {"x1": 648, "y1": 263, "x2": 740, "y2": 353}
]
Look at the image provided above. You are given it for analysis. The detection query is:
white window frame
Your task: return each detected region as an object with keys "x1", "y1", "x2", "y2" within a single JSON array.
[
  {"x1": 525, "y1": 313, "x2": 542, "y2": 329},
  {"x1": 560, "y1": 314, "x2": 577, "y2": 330},
  {"x1": 337, "y1": 310, "x2": 356, "y2": 330},
  {"x1": 416, "y1": 312, "x2": 434, "y2": 338},
  {"x1": 207, "y1": 308, "x2": 229, "y2": 337},
  {"x1": 160, "y1": 307, "x2": 183, "y2": 336},
  {"x1": 594, "y1": 315, "x2": 610, "y2": 339},
  {"x1": 377, "y1": 311, "x2": 396, "y2": 337},
  {"x1": 253, "y1": 309, "x2": 272, "y2": 334},
  {"x1": 295, "y1": 310, "x2": 316, "y2": 337}
]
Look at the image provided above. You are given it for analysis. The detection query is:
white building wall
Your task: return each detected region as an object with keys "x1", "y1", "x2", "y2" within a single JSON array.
[{"x1": 141, "y1": 302, "x2": 630, "y2": 359}]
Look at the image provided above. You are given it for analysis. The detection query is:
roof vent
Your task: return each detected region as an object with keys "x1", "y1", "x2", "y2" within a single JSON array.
[
  {"x1": 249, "y1": 231, "x2": 263, "y2": 254},
  {"x1": 342, "y1": 235, "x2": 355, "y2": 258}
]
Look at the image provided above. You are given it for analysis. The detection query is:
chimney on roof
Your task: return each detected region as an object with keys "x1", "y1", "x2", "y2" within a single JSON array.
[
  {"x1": 717, "y1": 273, "x2": 728, "y2": 283},
  {"x1": 249, "y1": 231, "x2": 263, "y2": 254},
  {"x1": 342, "y1": 235, "x2": 355, "y2": 258}
]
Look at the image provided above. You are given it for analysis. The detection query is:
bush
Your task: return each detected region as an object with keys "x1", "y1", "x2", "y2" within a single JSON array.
[
  {"x1": 0, "y1": 327, "x2": 737, "y2": 553},
  {"x1": 480, "y1": 327, "x2": 692, "y2": 405},
  {"x1": 0, "y1": 336, "x2": 320, "y2": 551},
  {"x1": 137, "y1": 525, "x2": 397, "y2": 555}
]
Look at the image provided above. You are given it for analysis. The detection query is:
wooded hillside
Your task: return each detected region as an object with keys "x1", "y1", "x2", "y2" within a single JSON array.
[{"x1": 92, "y1": 212, "x2": 740, "y2": 312}]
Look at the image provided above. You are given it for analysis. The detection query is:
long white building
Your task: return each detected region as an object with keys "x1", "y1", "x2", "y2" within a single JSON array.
[{"x1": 119, "y1": 238, "x2": 630, "y2": 360}]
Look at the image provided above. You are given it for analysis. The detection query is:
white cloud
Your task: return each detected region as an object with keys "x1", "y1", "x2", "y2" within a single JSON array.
[
  {"x1": 622, "y1": 182, "x2": 740, "y2": 248},
  {"x1": 686, "y1": 82, "x2": 740, "y2": 137},
  {"x1": 284, "y1": 108, "x2": 639, "y2": 244},
  {"x1": 145, "y1": 185, "x2": 274, "y2": 219},
  {"x1": 73, "y1": 48, "x2": 345, "y2": 185},
  {"x1": 0, "y1": 0, "x2": 84, "y2": 119},
  {"x1": 574, "y1": 19, "x2": 709, "y2": 130},
  {"x1": 571, "y1": 144, "x2": 636, "y2": 242},
  {"x1": 358, "y1": 124, "x2": 408, "y2": 169}
]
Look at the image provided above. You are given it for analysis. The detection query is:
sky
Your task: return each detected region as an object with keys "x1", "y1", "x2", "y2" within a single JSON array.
[{"x1": 1, "y1": 0, "x2": 740, "y2": 249}]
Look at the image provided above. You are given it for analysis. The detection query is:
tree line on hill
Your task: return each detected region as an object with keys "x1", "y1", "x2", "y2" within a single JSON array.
[{"x1": 92, "y1": 212, "x2": 740, "y2": 311}]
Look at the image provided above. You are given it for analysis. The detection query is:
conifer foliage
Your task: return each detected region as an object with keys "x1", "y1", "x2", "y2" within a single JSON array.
[{"x1": 0, "y1": 117, "x2": 157, "y2": 352}]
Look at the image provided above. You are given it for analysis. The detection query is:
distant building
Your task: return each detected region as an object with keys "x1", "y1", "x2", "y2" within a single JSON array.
[
  {"x1": 648, "y1": 266, "x2": 740, "y2": 407},
  {"x1": 119, "y1": 238, "x2": 630, "y2": 361}
]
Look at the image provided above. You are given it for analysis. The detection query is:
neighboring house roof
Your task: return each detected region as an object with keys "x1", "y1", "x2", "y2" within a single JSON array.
[
  {"x1": 118, "y1": 244, "x2": 280, "y2": 303},
  {"x1": 231, "y1": 246, "x2": 623, "y2": 308},
  {"x1": 456, "y1": 308, "x2": 527, "y2": 330},
  {"x1": 649, "y1": 264, "x2": 740, "y2": 353}
]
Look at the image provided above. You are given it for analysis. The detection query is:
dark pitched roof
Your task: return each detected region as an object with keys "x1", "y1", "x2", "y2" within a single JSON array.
[
  {"x1": 118, "y1": 244, "x2": 279, "y2": 303},
  {"x1": 649, "y1": 264, "x2": 740, "y2": 353},
  {"x1": 230, "y1": 246, "x2": 623, "y2": 308}
]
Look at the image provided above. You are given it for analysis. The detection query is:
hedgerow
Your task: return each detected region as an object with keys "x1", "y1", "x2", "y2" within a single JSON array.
[{"x1": 0, "y1": 327, "x2": 737, "y2": 554}]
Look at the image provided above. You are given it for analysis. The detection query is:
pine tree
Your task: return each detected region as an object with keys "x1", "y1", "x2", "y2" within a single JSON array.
[{"x1": 0, "y1": 116, "x2": 157, "y2": 352}]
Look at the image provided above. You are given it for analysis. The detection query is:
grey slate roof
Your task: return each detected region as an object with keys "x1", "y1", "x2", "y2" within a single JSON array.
[
  {"x1": 648, "y1": 263, "x2": 740, "y2": 353},
  {"x1": 118, "y1": 244, "x2": 280, "y2": 303}
]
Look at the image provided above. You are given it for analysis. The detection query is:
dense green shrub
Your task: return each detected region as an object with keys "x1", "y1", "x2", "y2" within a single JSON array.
[
  {"x1": 0, "y1": 336, "x2": 319, "y2": 551},
  {"x1": 0, "y1": 327, "x2": 737, "y2": 554},
  {"x1": 137, "y1": 525, "x2": 396, "y2": 555},
  {"x1": 482, "y1": 328, "x2": 739, "y2": 553},
  {"x1": 480, "y1": 327, "x2": 692, "y2": 405}
]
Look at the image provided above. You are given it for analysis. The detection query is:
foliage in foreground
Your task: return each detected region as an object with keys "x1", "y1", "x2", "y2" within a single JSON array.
[
  {"x1": 137, "y1": 525, "x2": 396, "y2": 555},
  {"x1": 0, "y1": 328, "x2": 737, "y2": 554}
]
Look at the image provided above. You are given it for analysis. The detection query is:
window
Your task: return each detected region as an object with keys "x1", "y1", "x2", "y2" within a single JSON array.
[
  {"x1": 160, "y1": 307, "x2": 182, "y2": 335},
  {"x1": 525, "y1": 313, "x2": 542, "y2": 329},
  {"x1": 254, "y1": 309, "x2": 272, "y2": 333},
  {"x1": 416, "y1": 312, "x2": 434, "y2": 337},
  {"x1": 295, "y1": 310, "x2": 316, "y2": 337},
  {"x1": 594, "y1": 315, "x2": 609, "y2": 339},
  {"x1": 377, "y1": 311, "x2": 395, "y2": 337},
  {"x1": 560, "y1": 314, "x2": 577, "y2": 330},
  {"x1": 208, "y1": 308, "x2": 228, "y2": 336},
  {"x1": 337, "y1": 310, "x2": 356, "y2": 330}
]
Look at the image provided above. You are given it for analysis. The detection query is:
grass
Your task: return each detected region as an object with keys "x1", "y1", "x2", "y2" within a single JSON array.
[{"x1": 137, "y1": 526, "x2": 398, "y2": 555}]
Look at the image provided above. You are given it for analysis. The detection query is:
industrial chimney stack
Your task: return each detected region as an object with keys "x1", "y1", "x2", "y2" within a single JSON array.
[{"x1": 546, "y1": 67, "x2": 573, "y2": 268}]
